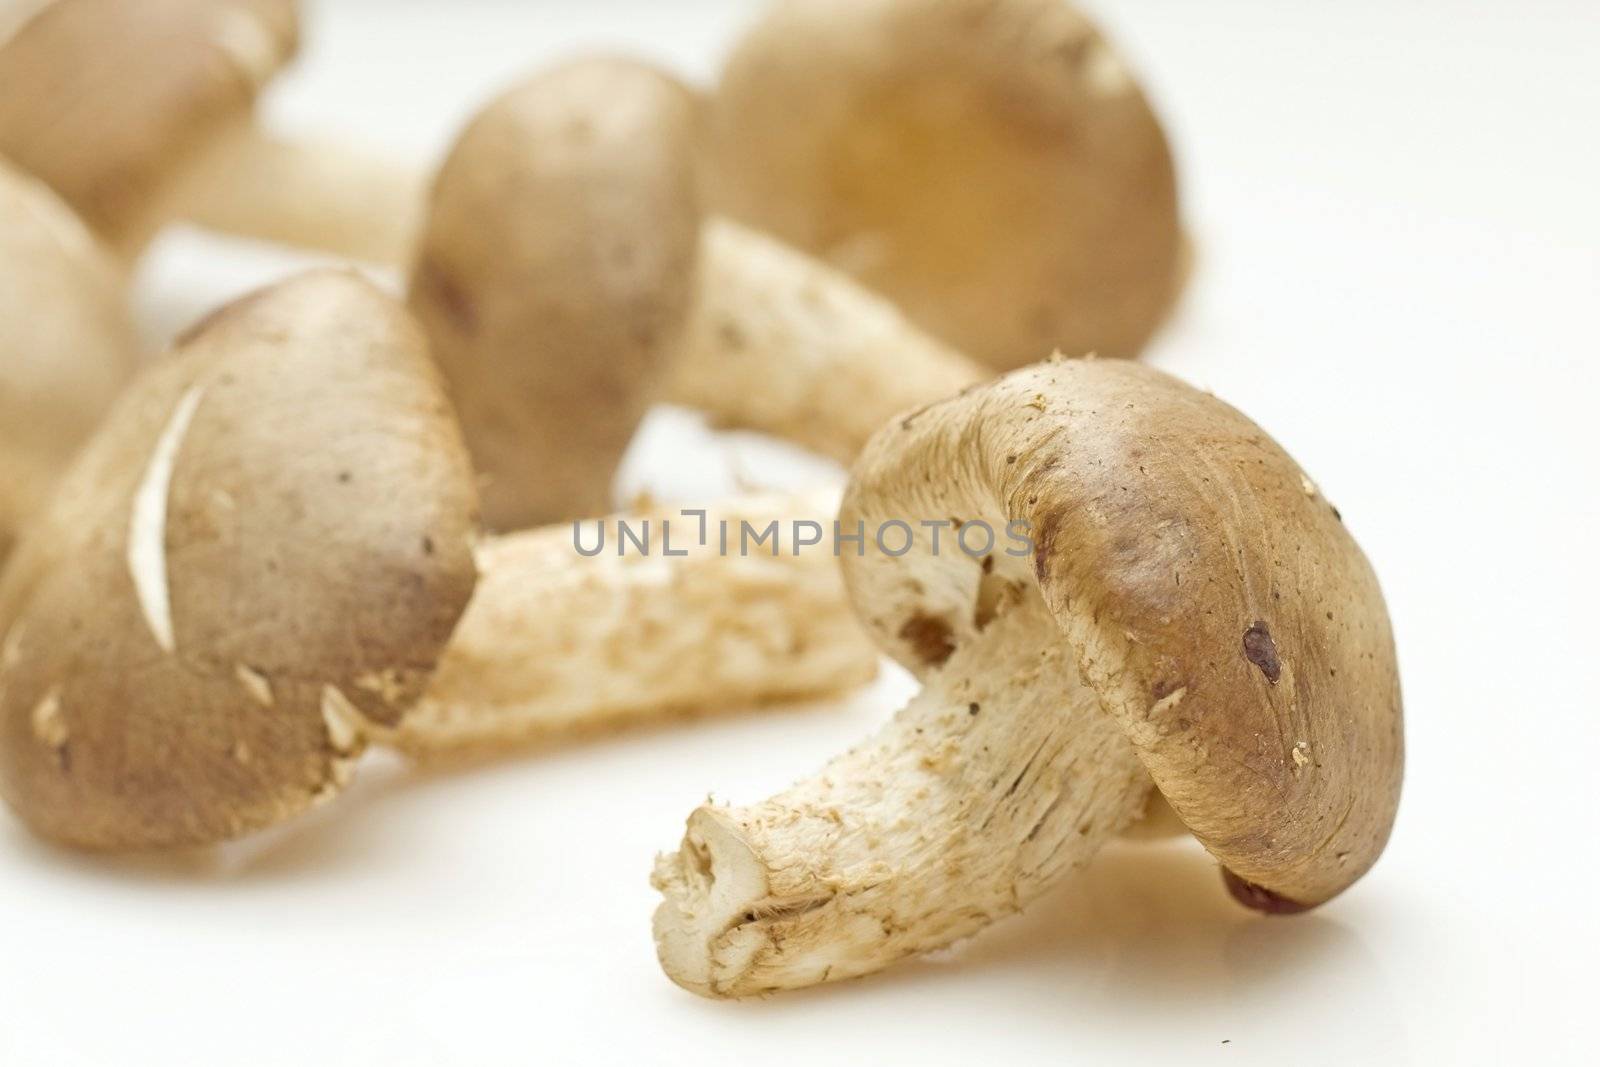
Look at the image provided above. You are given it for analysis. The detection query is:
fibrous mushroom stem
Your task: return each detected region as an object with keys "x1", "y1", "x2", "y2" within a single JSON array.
[
  {"x1": 394, "y1": 493, "x2": 879, "y2": 752},
  {"x1": 667, "y1": 219, "x2": 986, "y2": 464},
  {"x1": 171, "y1": 123, "x2": 426, "y2": 264},
  {"x1": 651, "y1": 592, "x2": 1152, "y2": 997}
]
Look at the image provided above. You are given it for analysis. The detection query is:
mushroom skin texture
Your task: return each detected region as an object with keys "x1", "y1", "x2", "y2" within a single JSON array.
[
  {"x1": 0, "y1": 270, "x2": 481, "y2": 850},
  {"x1": 0, "y1": 0, "x2": 419, "y2": 262},
  {"x1": 708, "y1": 0, "x2": 1186, "y2": 369},
  {"x1": 0, "y1": 160, "x2": 141, "y2": 564},
  {"x1": 409, "y1": 57, "x2": 703, "y2": 530},
  {"x1": 653, "y1": 358, "x2": 1403, "y2": 996},
  {"x1": 399, "y1": 491, "x2": 878, "y2": 752}
]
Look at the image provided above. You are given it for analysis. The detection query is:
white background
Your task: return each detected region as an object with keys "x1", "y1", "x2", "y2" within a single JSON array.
[{"x1": 3, "y1": 1, "x2": 1597, "y2": 1063}]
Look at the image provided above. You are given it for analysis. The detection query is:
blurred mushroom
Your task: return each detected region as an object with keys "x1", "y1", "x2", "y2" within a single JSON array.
[
  {"x1": 708, "y1": 0, "x2": 1187, "y2": 369},
  {"x1": 0, "y1": 159, "x2": 141, "y2": 564},
  {"x1": 0, "y1": 271, "x2": 877, "y2": 850},
  {"x1": 653, "y1": 359, "x2": 1403, "y2": 996},
  {"x1": 408, "y1": 57, "x2": 704, "y2": 530},
  {"x1": 0, "y1": 0, "x2": 420, "y2": 261},
  {"x1": 411, "y1": 57, "x2": 987, "y2": 527}
]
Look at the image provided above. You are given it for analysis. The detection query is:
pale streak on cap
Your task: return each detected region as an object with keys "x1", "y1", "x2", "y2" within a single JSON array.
[{"x1": 0, "y1": 270, "x2": 480, "y2": 850}]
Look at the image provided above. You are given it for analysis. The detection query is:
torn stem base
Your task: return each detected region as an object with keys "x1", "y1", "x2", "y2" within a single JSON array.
[{"x1": 651, "y1": 592, "x2": 1152, "y2": 997}]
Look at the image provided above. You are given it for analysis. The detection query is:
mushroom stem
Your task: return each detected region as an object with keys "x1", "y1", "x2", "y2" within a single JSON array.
[
  {"x1": 395, "y1": 492, "x2": 879, "y2": 752},
  {"x1": 651, "y1": 592, "x2": 1151, "y2": 997},
  {"x1": 172, "y1": 123, "x2": 426, "y2": 264},
  {"x1": 668, "y1": 220, "x2": 986, "y2": 464}
]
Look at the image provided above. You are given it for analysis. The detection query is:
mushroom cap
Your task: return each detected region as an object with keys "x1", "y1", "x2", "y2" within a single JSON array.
[
  {"x1": 839, "y1": 359, "x2": 1403, "y2": 909},
  {"x1": 0, "y1": 0, "x2": 299, "y2": 254},
  {"x1": 409, "y1": 56, "x2": 703, "y2": 530},
  {"x1": 0, "y1": 270, "x2": 480, "y2": 850},
  {"x1": 0, "y1": 159, "x2": 140, "y2": 563},
  {"x1": 709, "y1": 0, "x2": 1184, "y2": 370}
]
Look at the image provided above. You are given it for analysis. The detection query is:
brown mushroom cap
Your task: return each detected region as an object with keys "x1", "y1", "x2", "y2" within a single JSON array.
[
  {"x1": 840, "y1": 359, "x2": 1402, "y2": 909},
  {"x1": 0, "y1": 159, "x2": 140, "y2": 562},
  {"x1": 409, "y1": 57, "x2": 703, "y2": 530},
  {"x1": 709, "y1": 0, "x2": 1185, "y2": 370},
  {"x1": 0, "y1": 270, "x2": 479, "y2": 849},
  {"x1": 0, "y1": 0, "x2": 299, "y2": 255}
]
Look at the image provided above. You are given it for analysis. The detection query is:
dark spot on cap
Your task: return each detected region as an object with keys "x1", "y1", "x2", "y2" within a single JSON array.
[
  {"x1": 609, "y1": 242, "x2": 637, "y2": 270},
  {"x1": 968, "y1": 702, "x2": 980, "y2": 716},
  {"x1": 1243, "y1": 622, "x2": 1281, "y2": 683},
  {"x1": 717, "y1": 320, "x2": 747, "y2": 350},
  {"x1": 1222, "y1": 869, "x2": 1313, "y2": 915},
  {"x1": 900, "y1": 402, "x2": 935, "y2": 430},
  {"x1": 1031, "y1": 511, "x2": 1063, "y2": 585},
  {"x1": 414, "y1": 258, "x2": 479, "y2": 336},
  {"x1": 899, "y1": 613, "x2": 955, "y2": 667}
]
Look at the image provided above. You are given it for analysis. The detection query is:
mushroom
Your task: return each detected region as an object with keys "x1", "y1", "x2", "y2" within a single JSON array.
[
  {"x1": 707, "y1": 0, "x2": 1187, "y2": 370},
  {"x1": 0, "y1": 269, "x2": 481, "y2": 849},
  {"x1": 652, "y1": 358, "x2": 1403, "y2": 996},
  {"x1": 0, "y1": 0, "x2": 419, "y2": 261},
  {"x1": 407, "y1": 56, "x2": 703, "y2": 530},
  {"x1": 410, "y1": 56, "x2": 987, "y2": 524},
  {"x1": 0, "y1": 271, "x2": 877, "y2": 850},
  {"x1": 0, "y1": 158, "x2": 141, "y2": 564}
]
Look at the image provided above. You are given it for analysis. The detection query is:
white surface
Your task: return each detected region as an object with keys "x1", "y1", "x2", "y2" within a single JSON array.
[{"x1": 3, "y1": 1, "x2": 1598, "y2": 1064}]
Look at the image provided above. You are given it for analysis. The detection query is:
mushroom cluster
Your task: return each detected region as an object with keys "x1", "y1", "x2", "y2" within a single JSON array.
[
  {"x1": 0, "y1": 0, "x2": 1402, "y2": 1003},
  {"x1": 0, "y1": 271, "x2": 878, "y2": 849}
]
